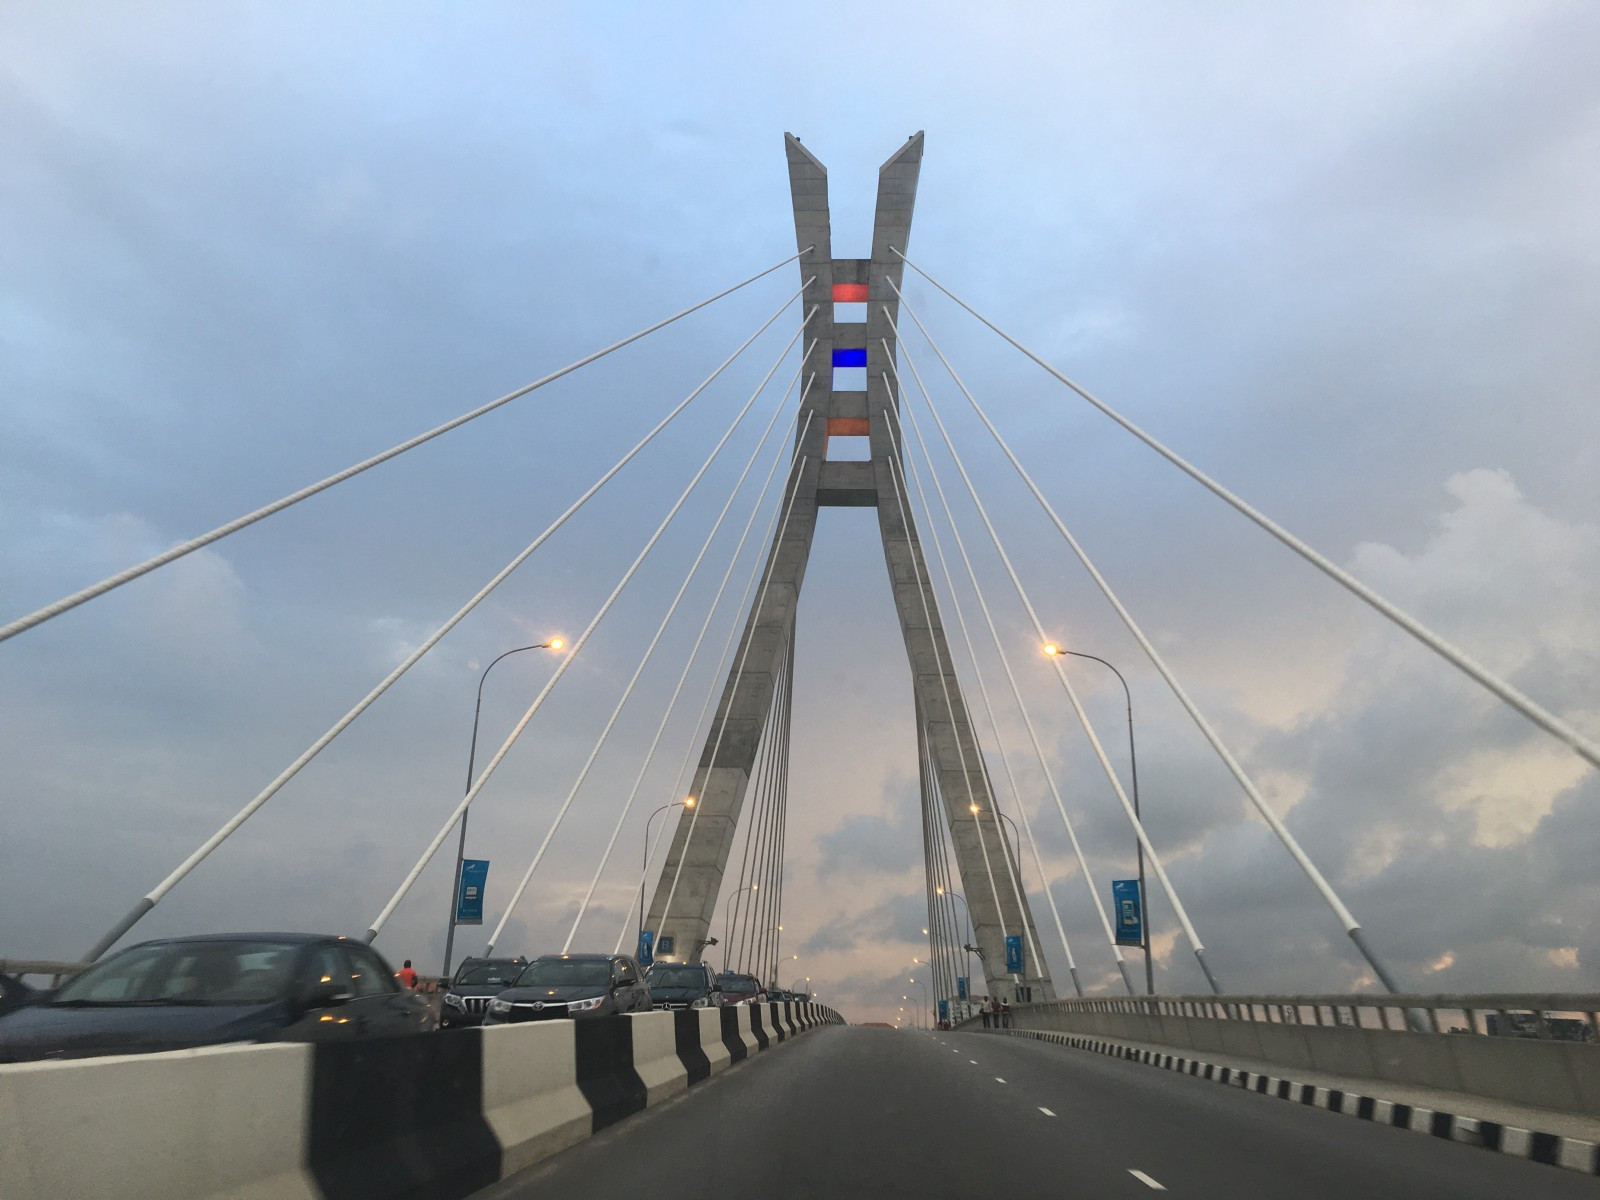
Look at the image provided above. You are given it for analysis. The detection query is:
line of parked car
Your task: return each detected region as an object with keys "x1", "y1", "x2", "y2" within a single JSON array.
[
  {"x1": 0, "y1": 933, "x2": 809, "y2": 1062},
  {"x1": 440, "y1": 953, "x2": 806, "y2": 1028}
]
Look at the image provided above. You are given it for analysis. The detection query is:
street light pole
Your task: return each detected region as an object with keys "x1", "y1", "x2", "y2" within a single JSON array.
[
  {"x1": 775, "y1": 954, "x2": 801, "y2": 990},
  {"x1": 443, "y1": 638, "x2": 563, "y2": 979},
  {"x1": 1046, "y1": 643, "x2": 1152, "y2": 996},
  {"x1": 720, "y1": 884, "x2": 758, "y2": 973},
  {"x1": 639, "y1": 796, "x2": 696, "y2": 957},
  {"x1": 936, "y1": 885, "x2": 975, "y2": 998},
  {"x1": 908, "y1": 975, "x2": 930, "y2": 1030}
]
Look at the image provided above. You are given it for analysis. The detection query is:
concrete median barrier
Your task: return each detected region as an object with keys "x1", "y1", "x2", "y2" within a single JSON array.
[{"x1": 0, "y1": 1002, "x2": 843, "y2": 1200}]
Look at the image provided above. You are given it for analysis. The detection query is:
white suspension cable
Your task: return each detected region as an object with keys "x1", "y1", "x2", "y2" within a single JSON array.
[
  {"x1": 895, "y1": 289, "x2": 1407, "y2": 993},
  {"x1": 486, "y1": 321, "x2": 815, "y2": 953},
  {"x1": 891, "y1": 327, "x2": 1223, "y2": 994},
  {"x1": 363, "y1": 284, "x2": 813, "y2": 944},
  {"x1": 4, "y1": 250, "x2": 810, "y2": 646},
  {"x1": 608, "y1": 409, "x2": 815, "y2": 957},
  {"x1": 886, "y1": 446, "x2": 1083, "y2": 997},
  {"x1": 78, "y1": 283, "x2": 807, "y2": 963},
  {"x1": 656, "y1": 422, "x2": 815, "y2": 940},
  {"x1": 882, "y1": 453, "x2": 1034, "y2": 983},
  {"x1": 560, "y1": 364, "x2": 814, "y2": 951},
  {"x1": 891, "y1": 400, "x2": 1131, "y2": 994},
  {"x1": 891, "y1": 254, "x2": 1600, "y2": 776}
]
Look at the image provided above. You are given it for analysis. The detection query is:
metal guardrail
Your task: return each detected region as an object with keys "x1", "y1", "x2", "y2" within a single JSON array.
[{"x1": 1007, "y1": 993, "x2": 1600, "y2": 1039}]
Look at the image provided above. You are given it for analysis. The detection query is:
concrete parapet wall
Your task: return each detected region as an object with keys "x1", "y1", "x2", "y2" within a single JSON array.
[
  {"x1": 0, "y1": 1002, "x2": 843, "y2": 1200},
  {"x1": 1007, "y1": 998, "x2": 1600, "y2": 1115}
]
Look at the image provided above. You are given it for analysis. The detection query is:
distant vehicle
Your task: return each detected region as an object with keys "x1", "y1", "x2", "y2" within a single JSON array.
[
  {"x1": 644, "y1": 961, "x2": 721, "y2": 1010},
  {"x1": 484, "y1": 954, "x2": 651, "y2": 1024},
  {"x1": 0, "y1": 933, "x2": 433, "y2": 1063},
  {"x1": 1485, "y1": 1012, "x2": 1594, "y2": 1042},
  {"x1": 714, "y1": 972, "x2": 766, "y2": 1005},
  {"x1": 766, "y1": 988, "x2": 801, "y2": 1003},
  {"x1": 0, "y1": 973, "x2": 40, "y2": 1020},
  {"x1": 440, "y1": 957, "x2": 527, "y2": 1029}
]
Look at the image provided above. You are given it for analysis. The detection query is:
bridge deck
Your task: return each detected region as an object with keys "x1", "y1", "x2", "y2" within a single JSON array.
[{"x1": 469, "y1": 1026, "x2": 1598, "y2": 1199}]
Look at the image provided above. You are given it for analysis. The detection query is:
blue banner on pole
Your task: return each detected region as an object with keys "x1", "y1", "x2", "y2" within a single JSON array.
[
  {"x1": 637, "y1": 929, "x2": 655, "y2": 967},
  {"x1": 1113, "y1": 878, "x2": 1144, "y2": 946},
  {"x1": 956, "y1": 975, "x2": 969, "y2": 1000},
  {"x1": 455, "y1": 859, "x2": 489, "y2": 925},
  {"x1": 938, "y1": 998, "x2": 949, "y2": 1022},
  {"x1": 1004, "y1": 934, "x2": 1023, "y2": 974}
]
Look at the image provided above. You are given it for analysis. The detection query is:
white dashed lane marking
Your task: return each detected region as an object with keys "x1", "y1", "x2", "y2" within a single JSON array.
[
  {"x1": 969, "y1": 1059, "x2": 978, "y2": 1064},
  {"x1": 1038, "y1": 1107, "x2": 1056, "y2": 1117},
  {"x1": 1128, "y1": 1169, "x2": 1166, "y2": 1190},
  {"x1": 994, "y1": 1077, "x2": 1006, "y2": 1083}
]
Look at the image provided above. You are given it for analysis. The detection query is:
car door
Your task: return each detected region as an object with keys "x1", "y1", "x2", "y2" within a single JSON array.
[
  {"x1": 614, "y1": 956, "x2": 646, "y2": 1012},
  {"x1": 343, "y1": 944, "x2": 418, "y2": 1037},
  {"x1": 281, "y1": 943, "x2": 360, "y2": 1042}
]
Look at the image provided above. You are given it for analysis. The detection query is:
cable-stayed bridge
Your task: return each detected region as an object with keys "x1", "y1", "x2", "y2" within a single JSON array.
[{"x1": 2, "y1": 134, "x2": 1597, "y2": 1198}]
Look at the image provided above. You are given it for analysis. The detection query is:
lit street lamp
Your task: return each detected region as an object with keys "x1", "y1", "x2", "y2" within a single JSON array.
[
  {"x1": 638, "y1": 796, "x2": 695, "y2": 957},
  {"x1": 775, "y1": 954, "x2": 802, "y2": 990},
  {"x1": 443, "y1": 638, "x2": 564, "y2": 978},
  {"x1": 1044, "y1": 642, "x2": 1152, "y2": 995}
]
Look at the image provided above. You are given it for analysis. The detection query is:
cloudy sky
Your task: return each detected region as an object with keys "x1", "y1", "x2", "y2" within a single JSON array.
[{"x1": 3, "y1": 2, "x2": 1596, "y2": 1024}]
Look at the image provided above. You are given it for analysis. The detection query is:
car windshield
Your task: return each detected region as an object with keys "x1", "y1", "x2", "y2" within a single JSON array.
[
  {"x1": 719, "y1": 976, "x2": 758, "y2": 994},
  {"x1": 516, "y1": 960, "x2": 612, "y2": 988},
  {"x1": 645, "y1": 966, "x2": 706, "y2": 989},
  {"x1": 455, "y1": 962, "x2": 522, "y2": 986},
  {"x1": 51, "y1": 941, "x2": 300, "y2": 1007}
]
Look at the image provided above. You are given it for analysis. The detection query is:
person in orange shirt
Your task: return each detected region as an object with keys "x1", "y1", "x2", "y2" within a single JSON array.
[{"x1": 396, "y1": 959, "x2": 419, "y2": 988}]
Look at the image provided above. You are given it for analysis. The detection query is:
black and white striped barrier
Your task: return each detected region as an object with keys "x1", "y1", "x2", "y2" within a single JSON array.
[
  {"x1": 996, "y1": 1028, "x2": 1600, "y2": 1178},
  {"x1": 0, "y1": 1001, "x2": 843, "y2": 1199}
]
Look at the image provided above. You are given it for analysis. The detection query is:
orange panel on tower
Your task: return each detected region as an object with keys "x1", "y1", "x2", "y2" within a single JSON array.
[
  {"x1": 826, "y1": 417, "x2": 871, "y2": 437},
  {"x1": 832, "y1": 283, "x2": 869, "y2": 303}
]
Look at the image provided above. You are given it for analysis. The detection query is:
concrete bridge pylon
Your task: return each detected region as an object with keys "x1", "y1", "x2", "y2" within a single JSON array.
[{"x1": 645, "y1": 132, "x2": 1055, "y2": 1005}]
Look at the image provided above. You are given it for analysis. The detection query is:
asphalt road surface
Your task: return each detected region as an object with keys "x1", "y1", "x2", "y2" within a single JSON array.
[{"x1": 474, "y1": 1025, "x2": 1600, "y2": 1199}]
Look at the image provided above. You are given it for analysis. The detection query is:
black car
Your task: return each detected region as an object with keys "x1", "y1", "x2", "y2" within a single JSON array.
[
  {"x1": 440, "y1": 956, "x2": 527, "y2": 1028},
  {"x1": 0, "y1": 973, "x2": 39, "y2": 1019},
  {"x1": 0, "y1": 933, "x2": 433, "y2": 1063},
  {"x1": 644, "y1": 960, "x2": 721, "y2": 1010},
  {"x1": 484, "y1": 953, "x2": 650, "y2": 1023}
]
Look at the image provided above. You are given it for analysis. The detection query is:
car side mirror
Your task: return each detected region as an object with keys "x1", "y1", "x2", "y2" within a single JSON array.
[
  {"x1": 302, "y1": 981, "x2": 354, "y2": 1012},
  {"x1": 711, "y1": 984, "x2": 722, "y2": 992}
]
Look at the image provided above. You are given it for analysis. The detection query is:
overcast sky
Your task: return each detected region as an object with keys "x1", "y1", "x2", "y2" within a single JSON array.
[{"x1": 3, "y1": 2, "x2": 1597, "y2": 1024}]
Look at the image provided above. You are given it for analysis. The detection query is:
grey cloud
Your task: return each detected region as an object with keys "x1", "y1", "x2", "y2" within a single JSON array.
[{"x1": 3, "y1": 3, "x2": 1597, "y2": 1029}]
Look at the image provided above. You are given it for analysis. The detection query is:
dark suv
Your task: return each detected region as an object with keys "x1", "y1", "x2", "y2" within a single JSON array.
[
  {"x1": 484, "y1": 954, "x2": 651, "y2": 1023},
  {"x1": 440, "y1": 957, "x2": 526, "y2": 1029},
  {"x1": 0, "y1": 933, "x2": 432, "y2": 1062},
  {"x1": 644, "y1": 961, "x2": 721, "y2": 1010}
]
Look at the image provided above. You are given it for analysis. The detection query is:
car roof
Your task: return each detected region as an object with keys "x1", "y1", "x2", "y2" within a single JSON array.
[
  {"x1": 534, "y1": 953, "x2": 616, "y2": 962},
  {"x1": 129, "y1": 932, "x2": 342, "y2": 947}
]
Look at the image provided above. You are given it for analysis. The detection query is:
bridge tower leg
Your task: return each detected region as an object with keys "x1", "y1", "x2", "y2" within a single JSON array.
[{"x1": 645, "y1": 133, "x2": 1054, "y2": 1004}]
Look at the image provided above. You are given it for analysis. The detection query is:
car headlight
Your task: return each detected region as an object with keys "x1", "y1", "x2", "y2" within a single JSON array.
[
  {"x1": 488, "y1": 998, "x2": 512, "y2": 1014},
  {"x1": 567, "y1": 996, "x2": 605, "y2": 1012},
  {"x1": 443, "y1": 993, "x2": 464, "y2": 1008},
  {"x1": 690, "y1": 997, "x2": 709, "y2": 1009}
]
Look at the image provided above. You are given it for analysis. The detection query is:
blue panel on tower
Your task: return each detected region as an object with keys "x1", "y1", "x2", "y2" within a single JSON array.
[{"x1": 831, "y1": 347, "x2": 868, "y2": 367}]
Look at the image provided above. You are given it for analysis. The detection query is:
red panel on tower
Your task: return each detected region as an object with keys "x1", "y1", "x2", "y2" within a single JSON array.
[{"x1": 832, "y1": 283, "x2": 869, "y2": 303}]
